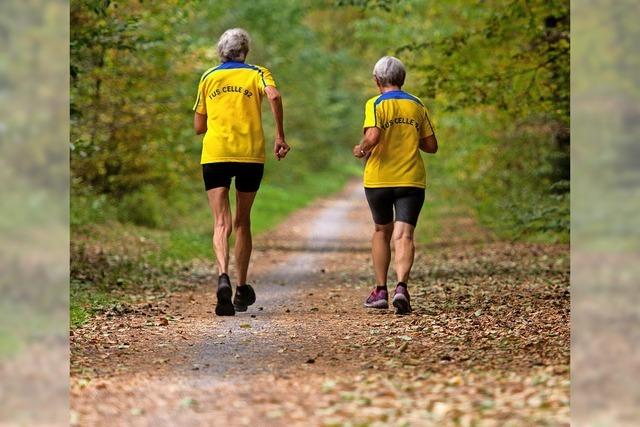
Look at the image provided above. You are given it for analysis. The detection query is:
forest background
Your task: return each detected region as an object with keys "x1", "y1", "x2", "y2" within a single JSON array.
[{"x1": 66, "y1": 0, "x2": 570, "y2": 325}]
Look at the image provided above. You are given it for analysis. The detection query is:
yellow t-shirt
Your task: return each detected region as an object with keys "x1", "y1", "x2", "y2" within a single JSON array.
[
  {"x1": 193, "y1": 62, "x2": 276, "y2": 164},
  {"x1": 362, "y1": 90, "x2": 434, "y2": 188}
]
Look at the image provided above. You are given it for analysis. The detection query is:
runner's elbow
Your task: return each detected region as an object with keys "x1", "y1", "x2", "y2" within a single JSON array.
[
  {"x1": 266, "y1": 87, "x2": 281, "y2": 102},
  {"x1": 268, "y1": 92, "x2": 281, "y2": 102}
]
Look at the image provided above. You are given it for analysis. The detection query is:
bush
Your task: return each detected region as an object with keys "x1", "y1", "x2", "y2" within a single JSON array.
[
  {"x1": 71, "y1": 192, "x2": 117, "y2": 226},
  {"x1": 117, "y1": 185, "x2": 167, "y2": 228}
]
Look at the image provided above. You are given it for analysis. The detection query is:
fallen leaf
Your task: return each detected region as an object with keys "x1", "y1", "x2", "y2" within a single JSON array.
[
  {"x1": 179, "y1": 397, "x2": 196, "y2": 408},
  {"x1": 322, "y1": 380, "x2": 337, "y2": 392},
  {"x1": 267, "y1": 409, "x2": 283, "y2": 418}
]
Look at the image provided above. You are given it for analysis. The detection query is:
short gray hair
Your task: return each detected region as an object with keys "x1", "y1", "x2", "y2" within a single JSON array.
[
  {"x1": 372, "y1": 56, "x2": 406, "y2": 87},
  {"x1": 217, "y1": 28, "x2": 251, "y2": 62}
]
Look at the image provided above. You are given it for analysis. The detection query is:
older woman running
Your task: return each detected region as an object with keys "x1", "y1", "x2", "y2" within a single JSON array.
[
  {"x1": 353, "y1": 56, "x2": 438, "y2": 314},
  {"x1": 193, "y1": 28, "x2": 290, "y2": 316}
]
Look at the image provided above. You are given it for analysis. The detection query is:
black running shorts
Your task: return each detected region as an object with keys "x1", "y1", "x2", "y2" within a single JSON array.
[
  {"x1": 364, "y1": 187, "x2": 425, "y2": 226},
  {"x1": 202, "y1": 162, "x2": 264, "y2": 192}
]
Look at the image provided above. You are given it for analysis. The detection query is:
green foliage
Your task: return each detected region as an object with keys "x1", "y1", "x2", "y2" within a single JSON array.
[
  {"x1": 71, "y1": 0, "x2": 195, "y2": 197},
  {"x1": 70, "y1": 0, "x2": 361, "y2": 203},
  {"x1": 71, "y1": 191, "x2": 118, "y2": 226},
  {"x1": 333, "y1": 0, "x2": 570, "y2": 241},
  {"x1": 416, "y1": 111, "x2": 569, "y2": 243},
  {"x1": 69, "y1": 1, "x2": 367, "y2": 299},
  {"x1": 71, "y1": 0, "x2": 569, "y2": 248},
  {"x1": 70, "y1": 283, "x2": 119, "y2": 328},
  {"x1": 117, "y1": 185, "x2": 167, "y2": 228}
]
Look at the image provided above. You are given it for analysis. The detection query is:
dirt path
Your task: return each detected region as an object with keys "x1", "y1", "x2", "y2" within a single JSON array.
[{"x1": 71, "y1": 181, "x2": 570, "y2": 426}]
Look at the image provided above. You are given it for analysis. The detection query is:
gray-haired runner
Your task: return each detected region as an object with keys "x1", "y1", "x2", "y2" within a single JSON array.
[
  {"x1": 353, "y1": 56, "x2": 438, "y2": 314},
  {"x1": 193, "y1": 28, "x2": 290, "y2": 316}
]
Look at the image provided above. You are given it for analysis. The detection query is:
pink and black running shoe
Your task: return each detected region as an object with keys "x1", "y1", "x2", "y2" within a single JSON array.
[
  {"x1": 392, "y1": 282, "x2": 412, "y2": 314},
  {"x1": 364, "y1": 286, "x2": 389, "y2": 309}
]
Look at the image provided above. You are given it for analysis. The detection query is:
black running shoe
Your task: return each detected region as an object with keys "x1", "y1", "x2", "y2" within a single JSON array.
[
  {"x1": 233, "y1": 284, "x2": 256, "y2": 312},
  {"x1": 215, "y1": 273, "x2": 235, "y2": 316}
]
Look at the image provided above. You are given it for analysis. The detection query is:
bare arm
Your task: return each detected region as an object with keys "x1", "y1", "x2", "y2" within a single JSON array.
[
  {"x1": 353, "y1": 127, "x2": 381, "y2": 158},
  {"x1": 265, "y1": 86, "x2": 290, "y2": 160},
  {"x1": 194, "y1": 112, "x2": 207, "y2": 135},
  {"x1": 419, "y1": 134, "x2": 438, "y2": 153}
]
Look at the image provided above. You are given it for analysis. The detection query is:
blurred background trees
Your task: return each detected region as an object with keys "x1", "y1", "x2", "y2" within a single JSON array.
[
  {"x1": 71, "y1": 0, "x2": 569, "y2": 242},
  {"x1": 333, "y1": 0, "x2": 569, "y2": 240}
]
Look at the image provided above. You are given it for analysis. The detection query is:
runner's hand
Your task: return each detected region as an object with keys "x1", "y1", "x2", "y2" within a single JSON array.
[
  {"x1": 353, "y1": 144, "x2": 366, "y2": 158},
  {"x1": 275, "y1": 138, "x2": 290, "y2": 161}
]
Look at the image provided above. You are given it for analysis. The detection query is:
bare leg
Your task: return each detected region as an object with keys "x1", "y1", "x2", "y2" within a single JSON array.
[
  {"x1": 393, "y1": 221, "x2": 416, "y2": 283},
  {"x1": 206, "y1": 187, "x2": 232, "y2": 276},
  {"x1": 372, "y1": 223, "x2": 394, "y2": 286},
  {"x1": 234, "y1": 191, "x2": 258, "y2": 285}
]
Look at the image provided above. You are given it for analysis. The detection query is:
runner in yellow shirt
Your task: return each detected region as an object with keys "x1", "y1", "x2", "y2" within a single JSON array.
[
  {"x1": 193, "y1": 28, "x2": 290, "y2": 316},
  {"x1": 353, "y1": 56, "x2": 438, "y2": 314}
]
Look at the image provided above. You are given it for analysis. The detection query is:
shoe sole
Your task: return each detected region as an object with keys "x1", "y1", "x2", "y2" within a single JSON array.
[
  {"x1": 233, "y1": 285, "x2": 256, "y2": 312},
  {"x1": 216, "y1": 286, "x2": 235, "y2": 316},
  {"x1": 364, "y1": 300, "x2": 389, "y2": 309},
  {"x1": 392, "y1": 294, "x2": 411, "y2": 314},
  {"x1": 234, "y1": 304, "x2": 248, "y2": 312}
]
